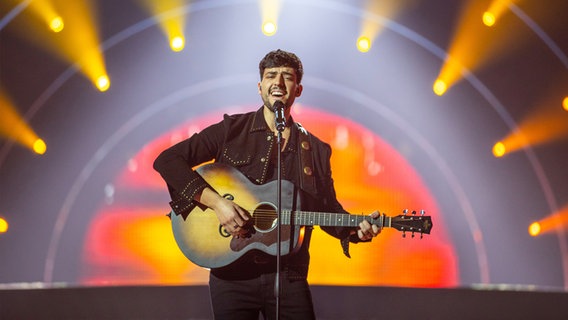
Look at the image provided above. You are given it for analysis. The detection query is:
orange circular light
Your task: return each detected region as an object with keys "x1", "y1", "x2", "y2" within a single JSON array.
[
  {"x1": 482, "y1": 12, "x2": 496, "y2": 27},
  {"x1": 528, "y1": 222, "x2": 541, "y2": 237},
  {"x1": 0, "y1": 217, "x2": 8, "y2": 233},
  {"x1": 492, "y1": 142, "x2": 506, "y2": 158}
]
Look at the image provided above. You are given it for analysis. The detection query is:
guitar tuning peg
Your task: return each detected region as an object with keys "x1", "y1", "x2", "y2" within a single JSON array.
[
  {"x1": 412, "y1": 210, "x2": 417, "y2": 215},
  {"x1": 403, "y1": 209, "x2": 408, "y2": 215},
  {"x1": 411, "y1": 232, "x2": 415, "y2": 238},
  {"x1": 420, "y1": 210, "x2": 425, "y2": 216},
  {"x1": 402, "y1": 231, "x2": 406, "y2": 238},
  {"x1": 420, "y1": 233, "x2": 424, "y2": 239}
]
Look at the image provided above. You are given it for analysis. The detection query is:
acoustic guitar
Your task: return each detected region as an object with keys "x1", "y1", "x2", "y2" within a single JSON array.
[{"x1": 170, "y1": 163, "x2": 433, "y2": 268}]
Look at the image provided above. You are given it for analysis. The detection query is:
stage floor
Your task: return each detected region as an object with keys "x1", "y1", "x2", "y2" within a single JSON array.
[{"x1": 1, "y1": 284, "x2": 567, "y2": 319}]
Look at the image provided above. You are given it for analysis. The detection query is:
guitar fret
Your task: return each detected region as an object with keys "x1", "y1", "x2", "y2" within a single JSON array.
[
  {"x1": 283, "y1": 211, "x2": 290, "y2": 224},
  {"x1": 290, "y1": 209, "x2": 436, "y2": 230},
  {"x1": 273, "y1": 210, "x2": 413, "y2": 231},
  {"x1": 290, "y1": 211, "x2": 368, "y2": 227}
]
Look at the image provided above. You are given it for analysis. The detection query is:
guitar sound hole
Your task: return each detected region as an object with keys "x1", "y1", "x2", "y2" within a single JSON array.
[{"x1": 253, "y1": 203, "x2": 277, "y2": 232}]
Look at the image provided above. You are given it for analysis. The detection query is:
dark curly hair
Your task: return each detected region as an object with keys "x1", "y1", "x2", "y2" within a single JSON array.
[{"x1": 258, "y1": 49, "x2": 304, "y2": 84}]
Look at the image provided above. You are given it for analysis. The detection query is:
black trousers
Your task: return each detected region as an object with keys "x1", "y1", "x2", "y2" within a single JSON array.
[{"x1": 209, "y1": 271, "x2": 316, "y2": 320}]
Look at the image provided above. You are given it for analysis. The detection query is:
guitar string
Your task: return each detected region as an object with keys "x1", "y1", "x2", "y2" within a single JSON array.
[
  {"x1": 231, "y1": 210, "x2": 427, "y2": 230},
  {"x1": 225, "y1": 208, "x2": 374, "y2": 225}
]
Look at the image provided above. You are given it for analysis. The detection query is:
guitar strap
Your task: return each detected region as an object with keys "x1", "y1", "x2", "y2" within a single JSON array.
[{"x1": 295, "y1": 123, "x2": 317, "y2": 197}]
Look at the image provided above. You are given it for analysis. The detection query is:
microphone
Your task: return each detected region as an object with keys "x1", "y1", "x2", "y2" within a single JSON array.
[{"x1": 273, "y1": 101, "x2": 286, "y2": 132}]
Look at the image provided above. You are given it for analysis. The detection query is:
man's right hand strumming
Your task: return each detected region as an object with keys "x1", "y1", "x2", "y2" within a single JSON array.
[{"x1": 197, "y1": 187, "x2": 251, "y2": 237}]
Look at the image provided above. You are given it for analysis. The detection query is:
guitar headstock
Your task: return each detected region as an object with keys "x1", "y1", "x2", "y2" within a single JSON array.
[{"x1": 389, "y1": 210, "x2": 433, "y2": 238}]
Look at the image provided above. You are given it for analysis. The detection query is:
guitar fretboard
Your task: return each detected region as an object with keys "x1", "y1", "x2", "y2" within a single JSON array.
[{"x1": 281, "y1": 210, "x2": 389, "y2": 228}]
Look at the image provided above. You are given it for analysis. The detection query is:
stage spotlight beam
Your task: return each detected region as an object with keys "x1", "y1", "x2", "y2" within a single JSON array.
[
  {"x1": 139, "y1": 0, "x2": 187, "y2": 52},
  {"x1": 435, "y1": 0, "x2": 521, "y2": 95},
  {"x1": 9, "y1": 0, "x2": 109, "y2": 90},
  {"x1": 356, "y1": 0, "x2": 411, "y2": 53},
  {"x1": 0, "y1": 91, "x2": 46, "y2": 154},
  {"x1": 529, "y1": 206, "x2": 568, "y2": 237},
  {"x1": 259, "y1": 0, "x2": 281, "y2": 36},
  {"x1": 484, "y1": 0, "x2": 516, "y2": 27}
]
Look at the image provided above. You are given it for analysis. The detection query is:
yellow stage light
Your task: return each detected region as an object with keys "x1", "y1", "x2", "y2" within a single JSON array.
[
  {"x1": 492, "y1": 141, "x2": 506, "y2": 158},
  {"x1": 499, "y1": 96, "x2": 568, "y2": 155},
  {"x1": 482, "y1": 11, "x2": 496, "y2": 27},
  {"x1": 528, "y1": 222, "x2": 541, "y2": 237},
  {"x1": 484, "y1": 0, "x2": 515, "y2": 28},
  {"x1": 433, "y1": 79, "x2": 447, "y2": 96},
  {"x1": 0, "y1": 217, "x2": 8, "y2": 233},
  {"x1": 529, "y1": 206, "x2": 568, "y2": 237},
  {"x1": 261, "y1": 21, "x2": 277, "y2": 36},
  {"x1": 12, "y1": 0, "x2": 108, "y2": 92},
  {"x1": 435, "y1": 0, "x2": 520, "y2": 95},
  {"x1": 259, "y1": 0, "x2": 281, "y2": 36},
  {"x1": 33, "y1": 138, "x2": 47, "y2": 155},
  {"x1": 22, "y1": 0, "x2": 61, "y2": 33},
  {"x1": 563, "y1": 97, "x2": 568, "y2": 111},
  {"x1": 357, "y1": 0, "x2": 411, "y2": 56},
  {"x1": 49, "y1": 16, "x2": 64, "y2": 33},
  {"x1": 139, "y1": 0, "x2": 187, "y2": 54},
  {"x1": 96, "y1": 75, "x2": 110, "y2": 92},
  {"x1": 170, "y1": 36, "x2": 185, "y2": 51},
  {"x1": 0, "y1": 90, "x2": 45, "y2": 154},
  {"x1": 356, "y1": 36, "x2": 371, "y2": 53}
]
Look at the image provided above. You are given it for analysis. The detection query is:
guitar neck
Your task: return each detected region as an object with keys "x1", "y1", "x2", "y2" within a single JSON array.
[{"x1": 283, "y1": 211, "x2": 389, "y2": 228}]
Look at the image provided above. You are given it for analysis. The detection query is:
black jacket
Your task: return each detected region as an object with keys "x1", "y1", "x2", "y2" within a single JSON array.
[{"x1": 154, "y1": 107, "x2": 364, "y2": 279}]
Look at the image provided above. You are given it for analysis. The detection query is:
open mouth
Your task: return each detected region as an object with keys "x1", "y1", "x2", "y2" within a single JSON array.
[{"x1": 270, "y1": 88, "x2": 285, "y2": 98}]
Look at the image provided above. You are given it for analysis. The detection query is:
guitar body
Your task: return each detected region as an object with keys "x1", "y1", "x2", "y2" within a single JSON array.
[{"x1": 171, "y1": 163, "x2": 303, "y2": 268}]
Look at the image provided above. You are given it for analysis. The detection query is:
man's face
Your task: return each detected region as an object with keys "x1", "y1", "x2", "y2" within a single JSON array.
[{"x1": 258, "y1": 67, "x2": 303, "y2": 111}]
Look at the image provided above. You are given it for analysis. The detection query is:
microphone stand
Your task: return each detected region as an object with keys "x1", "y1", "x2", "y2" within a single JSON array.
[{"x1": 274, "y1": 104, "x2": 286, "y2": 320}]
